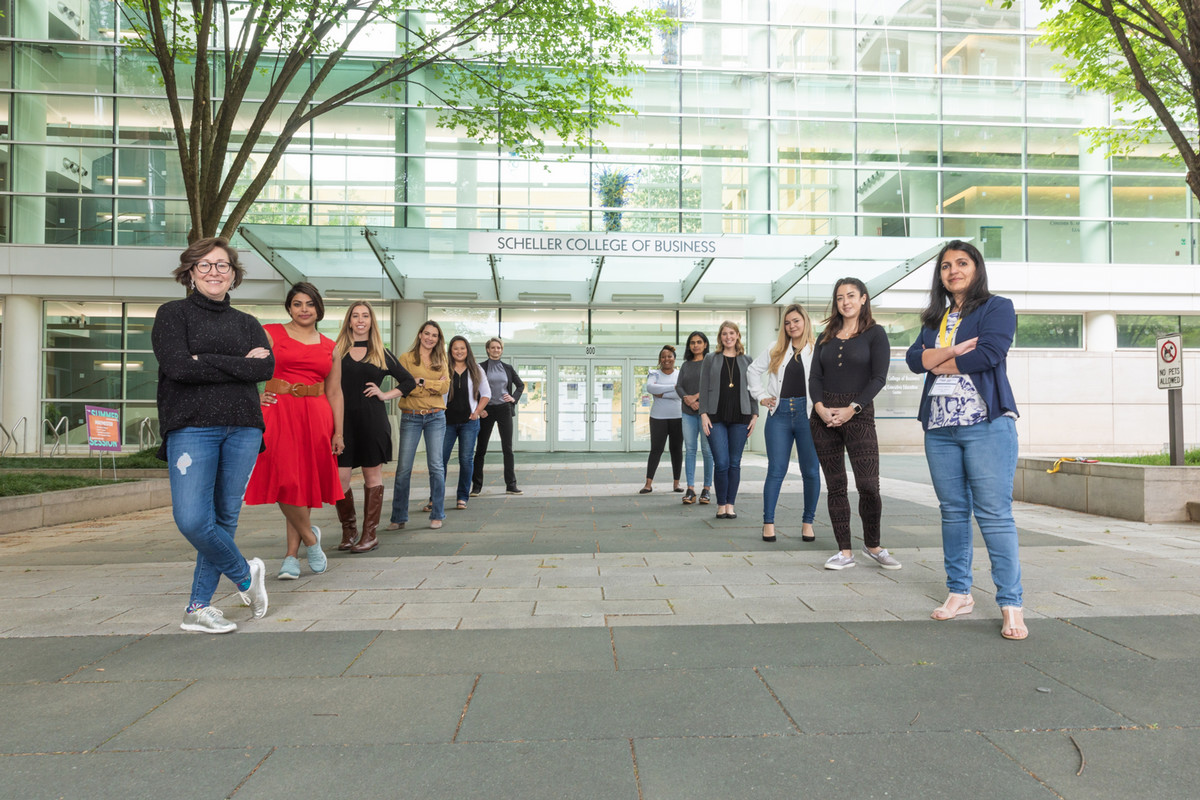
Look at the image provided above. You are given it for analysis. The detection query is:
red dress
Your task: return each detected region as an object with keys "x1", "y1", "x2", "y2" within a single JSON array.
[{"x1": 244, "y1": 323, "x2": 344, "y2": 508}]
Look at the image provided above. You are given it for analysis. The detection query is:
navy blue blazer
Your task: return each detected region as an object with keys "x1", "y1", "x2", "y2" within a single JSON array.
[{"x1": 905, "y1": 295, "x2": 1019, "y2": 431}]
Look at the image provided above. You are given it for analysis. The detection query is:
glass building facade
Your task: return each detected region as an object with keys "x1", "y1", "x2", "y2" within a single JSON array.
[{"x1": 0, "y1": 0, "x2": 1194, "y2": 454}]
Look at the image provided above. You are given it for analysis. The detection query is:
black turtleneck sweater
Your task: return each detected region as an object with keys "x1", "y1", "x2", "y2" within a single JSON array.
[{"x1": 151, "y1": 292, "x2": 275, "y2": 459}]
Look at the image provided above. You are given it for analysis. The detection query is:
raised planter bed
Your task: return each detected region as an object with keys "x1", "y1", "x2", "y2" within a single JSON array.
[
  {"x1": 1014, "y1": 457, "x2": 1199, "y2": 523},
  {"x1": 0, "y1": 478, "x2": 171, "y2": 535}
]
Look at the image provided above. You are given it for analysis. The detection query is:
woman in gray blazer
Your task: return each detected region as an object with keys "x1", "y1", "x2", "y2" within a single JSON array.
[{"x1": 699, "y1": 320, "x2": 758, "y2": 520}]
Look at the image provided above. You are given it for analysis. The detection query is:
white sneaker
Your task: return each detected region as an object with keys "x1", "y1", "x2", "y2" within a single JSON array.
[
  {"x1": 238, "y1": 557, "x2": 269, "y2": 619},
  {"x1": 824, "y1": 553, "x2": 856, "y2": 570},
  {"x1": 180, "y1": 606, "x2": 237, "y2": 634},
  {"x1": 862, "y1": 547, "x2": 902, "y2": 570}
]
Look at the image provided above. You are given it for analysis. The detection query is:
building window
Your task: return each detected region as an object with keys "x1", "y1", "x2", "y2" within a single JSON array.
[
  {"x1": 1014, "y1": 314, "x2": 1082, "y2": 348},
  {"x1": 1117, "y1": 315, "x2": 1185, "y2": 348}
]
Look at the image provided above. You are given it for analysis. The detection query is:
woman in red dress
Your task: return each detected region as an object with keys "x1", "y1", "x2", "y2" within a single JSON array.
[{"x1": 245, "y1": 282, "x2": 345, "y2": 580}]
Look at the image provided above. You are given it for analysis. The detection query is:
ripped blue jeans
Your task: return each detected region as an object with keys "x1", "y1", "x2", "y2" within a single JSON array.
[{"x1": 166, "y1": 426, "x2": 261, "y2": 607}]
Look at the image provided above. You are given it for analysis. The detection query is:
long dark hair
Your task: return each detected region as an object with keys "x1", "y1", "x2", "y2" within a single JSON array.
[
  {"x1": 685, "y1": 330, "x2": 709, "y2": 361},
  {"x1": 920, "y1": 240, "x2": 992, "y2": 329},
  {"x1": 818, "y1": 278, "x2": 875, "y2": 344},
  {"x1": 446, "y1": 335, "x2": 482, "y2": 403}
]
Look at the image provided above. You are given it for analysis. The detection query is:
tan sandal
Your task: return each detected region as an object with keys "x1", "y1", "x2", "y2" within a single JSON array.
[
  {"x1": 931, "y1": 593, "x2": 974, "y2": 621},
  {"x1": 430, "y1": 519, "x2": 443, "y2": 530},
  {"x1": 1000, "y1": 606, "x2": 1028, "y2": 640},
  {"x1": 385, "y1": 522, "x2": 405, "y2": 531}
]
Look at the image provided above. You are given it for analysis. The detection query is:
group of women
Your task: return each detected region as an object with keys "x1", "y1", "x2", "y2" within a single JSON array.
[
  {"x1": 157, "y1": 236, "x2": 1026, "y2": 641},
  {"x1": 641, "y1": 240, "x2": 1027, "y2": 640},
  {"x1": 152, "y1": 237, "x2": 524, "y2": 634}
]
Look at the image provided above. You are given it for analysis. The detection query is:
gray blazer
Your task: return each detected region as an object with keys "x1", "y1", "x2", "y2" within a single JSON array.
[{"x1": 698, "y1": 352, "x2": 756, "y2": 418}]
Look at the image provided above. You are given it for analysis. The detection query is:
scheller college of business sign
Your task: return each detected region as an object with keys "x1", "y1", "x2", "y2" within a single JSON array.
[{"x1": 468, "y1": 232, "x2": 744, "y2": 258}]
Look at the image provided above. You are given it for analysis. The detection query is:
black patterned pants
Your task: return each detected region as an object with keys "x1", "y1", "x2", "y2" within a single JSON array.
[{"x1": 810, "y1": 392, "x2": 882, "y2": 551}]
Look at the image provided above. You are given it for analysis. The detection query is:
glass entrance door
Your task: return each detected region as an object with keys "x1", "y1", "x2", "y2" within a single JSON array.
[
  {"x1": 513, "y1": 359, "x2": 549, "y2": 452},
  {"x1": 552, "y1": 359, "x2": 627, "y2": 451}
]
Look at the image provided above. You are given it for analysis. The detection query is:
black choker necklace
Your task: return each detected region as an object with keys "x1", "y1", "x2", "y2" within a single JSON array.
[{"x1": 352, "y1": 340, "x2": 369, "y2": 346}]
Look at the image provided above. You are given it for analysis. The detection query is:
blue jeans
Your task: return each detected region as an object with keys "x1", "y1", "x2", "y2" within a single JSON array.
[
  {"x1": 443, "y1": 418, "x2": 481, "y2": 504},
  {"x1": 763, "y1": 398, "x2": 821, "y2": 524},
  {"x1": 166, "y1": 426, "x2": 261, "y2": 607},
  {"x1": 681, "y1": 412, "x2": 713, "y2": 488},
  {"x1": 707, "y1": 419, "x2": 749, "y2": 506},
  {"x1": 924, "y1": 415, "x2": 1023, "y2": 608},
  {"x1": 392, "y1": 410, "x2": 446, "y2": 523}
]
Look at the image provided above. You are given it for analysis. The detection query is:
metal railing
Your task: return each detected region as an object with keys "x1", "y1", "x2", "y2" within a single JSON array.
[
  {"x1": 137, "y1": 417, "x2": 160, "y2": 452},
  {"x1": 42, "y1": 416, "x2": 69, "y2": 456},
  {"x1": 0, "y1": 417, "x2": 28, "y2": 456}
]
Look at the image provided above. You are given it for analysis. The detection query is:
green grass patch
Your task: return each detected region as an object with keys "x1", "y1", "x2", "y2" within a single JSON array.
[
  {"x1": 0, "y1": 474, "x2": 136, "y2": 497},
  {"x1": 1095, "y1": 449, "x2": 1200, "y2": 466},
  {"x1": 0, "y1": 447, "x2": 162, "y2": 470}
]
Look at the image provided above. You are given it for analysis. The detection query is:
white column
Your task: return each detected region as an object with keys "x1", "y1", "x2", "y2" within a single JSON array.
[
  {"x1": 1084, "y1": 311, "x2": 1117, "y2": 352},
  {"x1": 745, "y1": 305, "x2": 778, "y2": 452},
  {"x1": 1, "y1": 295, "x2": 42, "y2": 453}
]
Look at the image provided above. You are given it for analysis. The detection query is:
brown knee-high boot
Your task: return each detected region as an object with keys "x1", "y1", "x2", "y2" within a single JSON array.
[
  {"x1": 350, "y1": 485, "x2": 384, "y2": 553},
  {"x1": 335, "y1": 488, "x2": 358, "y2": 551}
]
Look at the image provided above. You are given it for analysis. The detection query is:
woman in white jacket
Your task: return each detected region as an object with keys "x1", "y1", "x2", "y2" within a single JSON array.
[
  {"x1": 640, "y1": 345, "x2": 683, "y2": 494},
  {"x1": 747, "y1": 303, "x2": 822, "y2": 543}
]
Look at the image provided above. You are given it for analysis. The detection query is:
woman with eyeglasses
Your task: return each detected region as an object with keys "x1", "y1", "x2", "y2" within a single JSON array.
[
  {"x1": 152, "y1": 237, "x2": 271, "y2": 633},
  {"x1": 245, "y1": 281, "x2": 345, "y2": 580}
]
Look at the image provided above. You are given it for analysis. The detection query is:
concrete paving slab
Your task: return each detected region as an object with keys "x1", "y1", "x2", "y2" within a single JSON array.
[
  {"x1": 102, "y1": 675, "x2": 475, "y2": 750},
  {"x1": 0, "y1": 681, "x2": 187, "y2": 753},
  {"x1": 235, "y1": 741, "x2": 638, "y2": 800},
  {"x1": 839, "y1": 617, "x2": 1150, "y2": 665},
  {"x1": 0, "y1": 636, "x2": 141, "y2": 683},
  {"x1": 1067, "y1": 614, "x2": 1200, "y2": 659},
  {"x1": 347, "y1": 629, "x2": 615, "y2": 675},
  {"x1": 2, "y1": 749, "x2": 272, "y2": 800},
  {"x1": 1033, "y1": 659, "x2": 1200, "y2": 727},
  {"x1": 456, "y1": 668, "x2": 796, "y2": 741},
  {"x1": 80, "y1": 631, "x2": 378, "y2": 680},
  {"x1": 612, "y1": 623, "x2": 880, "y2": 670},
  {"x1": 634, "y1": 733, "x2": 1053, "y2": 800},
  {"x1": 984, "y1": 728, "x2": 1200, "y2": 800},
  {"x1": 761, "y1": 662, "x2": 1131, "y2": 734}
]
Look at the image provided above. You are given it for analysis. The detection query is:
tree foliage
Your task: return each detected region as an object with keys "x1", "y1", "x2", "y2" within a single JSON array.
[
  {"x1": 118, "y1": 1, "x2": 658, "y2": 242},
  {"x1": 1032, "y1": 0, "x2": 1200, "y2": 199}
]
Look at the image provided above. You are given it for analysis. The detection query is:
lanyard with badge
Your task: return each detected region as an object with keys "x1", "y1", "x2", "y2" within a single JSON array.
[{"x1": 928, "y1": 310, "x2": 961, "y2": 396}]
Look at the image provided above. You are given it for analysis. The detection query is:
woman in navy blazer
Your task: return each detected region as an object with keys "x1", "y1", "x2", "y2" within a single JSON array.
[{"x1": 906, "y1": 240, "x2": 1026, "y2": 641}]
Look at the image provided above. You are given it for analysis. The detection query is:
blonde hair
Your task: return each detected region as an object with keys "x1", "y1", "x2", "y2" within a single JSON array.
[
  {"x1": 767, "y1": 303, "x2": 814, "y2": 374},
  {"x1": 716, "y1": 320, "x2": 745, "y2": 356},
  {"x1": 334, "y1": 301, "x2": 386, "y2": 369}
]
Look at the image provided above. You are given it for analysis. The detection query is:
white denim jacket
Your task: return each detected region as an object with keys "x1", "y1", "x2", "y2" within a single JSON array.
[{"x1": 746, "y1": 342, "x2": 814, "y2": 416}]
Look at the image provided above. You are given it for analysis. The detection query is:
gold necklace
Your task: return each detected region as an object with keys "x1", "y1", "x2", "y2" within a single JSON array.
[{"x1": 723, "y1": 355, "x2": 736, "y2": 388}]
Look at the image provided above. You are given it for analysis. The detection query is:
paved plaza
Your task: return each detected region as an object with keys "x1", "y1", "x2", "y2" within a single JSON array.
[{"x1": 2, "y1": 454, "x2": 1199, "y2": 798}]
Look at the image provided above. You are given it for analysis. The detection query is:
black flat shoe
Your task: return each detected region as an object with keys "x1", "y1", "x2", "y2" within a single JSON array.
[
  {"x1": 727, "y1": 513, "x2": 738, "y2": 520},
  {"x1": 673, "y1": 486, "x2": 684, "y2": 492},
  {"x1": 639, "y1": 487, "x2": 652, "y2": 494},
  {"x1": 716, "y1": 512, "x2": 729, "y2": 519},
  {"x1": 802, "y1": 533, "x2": 816, "y2": 542},
  {"x1": 763, "y1": 534, "x2": 777, "y2": 542}
]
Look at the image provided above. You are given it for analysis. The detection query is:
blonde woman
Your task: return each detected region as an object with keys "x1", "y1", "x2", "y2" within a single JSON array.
[
  {"x1": 699, "y1": 321, "x2": 758, "y2": 520},
  {"x1": 387, "y1": 321, "x2": 450, "y2": 530},
  {"x1": 332, "y1": 302, "x2": 416, "y2": 553},
  {"x1": 747, "y1": 303, "x2": 821, "y2": 543}
]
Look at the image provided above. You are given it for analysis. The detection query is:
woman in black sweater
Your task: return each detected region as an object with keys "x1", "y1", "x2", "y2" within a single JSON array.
[
  {"x1": 152, "y1": 237, "x2": 273, "y2": 634},
  {"x1": 809, "y1": 278, "x2": 898, "y2": 572}
]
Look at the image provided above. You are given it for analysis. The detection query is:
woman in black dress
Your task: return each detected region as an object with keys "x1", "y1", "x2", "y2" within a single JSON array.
[{"x1": 333, "y1": 301, "x2": 416, "y2": 553}]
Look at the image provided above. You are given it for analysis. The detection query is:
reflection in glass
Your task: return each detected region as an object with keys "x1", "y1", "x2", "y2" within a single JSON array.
[
  {"x1": 515, "y1": 362, "x2": 547, "y2": 444},
  {"x1": 1015, "y1": 315, "x2": 1082, "y2": 348}
]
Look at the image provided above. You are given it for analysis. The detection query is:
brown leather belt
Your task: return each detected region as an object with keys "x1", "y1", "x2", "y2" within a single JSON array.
[
  {"x1": 404, "y1": 408, "x2": 443, "y2": 416},
  {"x1": 266, "y1": 378, "x2": 324, "y2": 397}
]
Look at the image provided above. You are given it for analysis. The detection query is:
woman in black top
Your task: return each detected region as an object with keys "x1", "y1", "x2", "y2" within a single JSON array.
[
  {"x1": 332, "y1": 301, "x2": 416, "y2": 553},
  {"x1": 699, "y1": 321, "x2": 758, "y2": 520},
  {"x1": 441, "y1": 336, "x2": 491, "y2": 511},
  {"x1": 809, "y1": 278, "x2": 898, "y2": 571},
  {"x1": 152, "y1": 236, "x2": 272, "y2": 634}
]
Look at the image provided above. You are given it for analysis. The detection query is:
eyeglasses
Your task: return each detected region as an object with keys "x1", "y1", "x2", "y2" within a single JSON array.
[{"x1": 194, "y1": 260, "x2": 232, "y2": 274}]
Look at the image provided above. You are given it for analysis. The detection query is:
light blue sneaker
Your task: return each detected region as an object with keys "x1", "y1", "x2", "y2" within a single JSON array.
[
  {"x1": 277, "y1": 555, "x2": 301, "y2": 580},
  {"x1": 306, "y1": 525, "x2": 327, "y2": 574}
]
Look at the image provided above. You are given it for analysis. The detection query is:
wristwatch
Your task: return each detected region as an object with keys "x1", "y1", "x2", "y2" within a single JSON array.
[{"x1": 850, "y1": 402, "x2": 862, "y2": 415}]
